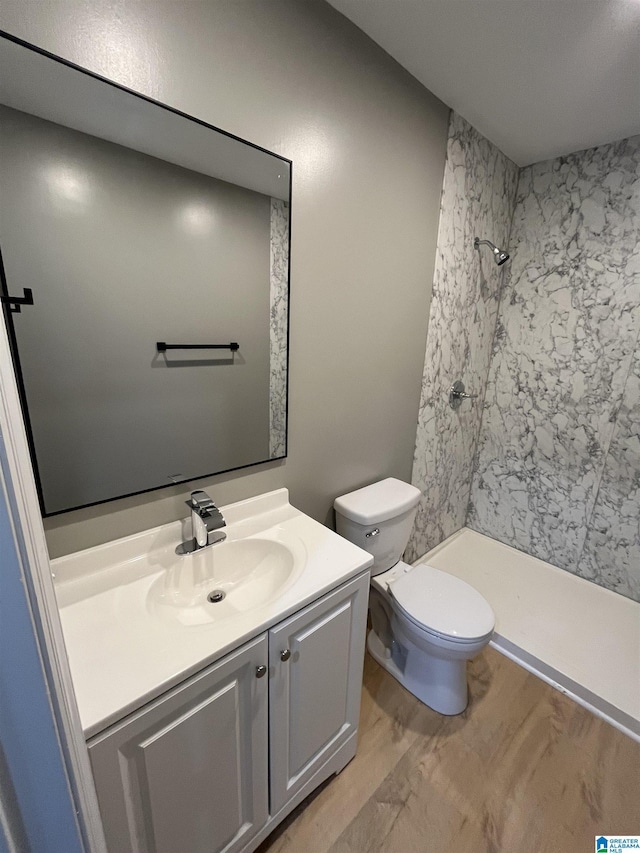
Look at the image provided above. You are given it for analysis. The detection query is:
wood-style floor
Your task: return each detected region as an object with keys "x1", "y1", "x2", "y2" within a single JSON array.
[{"x1": 259, "y1": 647, "x2": 640, "y2": 853}]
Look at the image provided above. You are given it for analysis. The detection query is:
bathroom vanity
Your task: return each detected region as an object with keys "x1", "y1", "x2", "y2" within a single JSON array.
[{"x1": 52, "y1": 490, "x2": 372, "y2": 853}]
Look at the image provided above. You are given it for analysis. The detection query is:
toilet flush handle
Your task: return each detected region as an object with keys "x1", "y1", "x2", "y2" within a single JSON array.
[{"x1": 366, "y1": 528, "x2": 380, "y2": 538}]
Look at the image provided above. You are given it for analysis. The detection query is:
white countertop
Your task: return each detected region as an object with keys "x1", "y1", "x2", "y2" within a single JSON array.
[{"x1": 52, "y1": 489, "x2": 372, "y2": 739}]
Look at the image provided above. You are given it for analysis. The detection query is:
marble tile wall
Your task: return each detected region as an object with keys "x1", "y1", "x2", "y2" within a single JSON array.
[
  {"x1": 579, "y1": 345, "x2": 640, "y2": 600},
  {"x1": 406, "y1": 113, "x2": 519, "y2": 562},
  {"x1": 269, "y1": 198, "x2": 289, "y2": 458},
  {"x1": 468, "y1": 135, "x2": 640, "y2": 601}
]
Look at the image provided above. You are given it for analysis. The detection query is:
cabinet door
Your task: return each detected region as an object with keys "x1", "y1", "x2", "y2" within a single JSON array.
[
  {"x1": 269, "y1": 572, "x2": 369, "y2": 813},
  {"x1": 88, "y1": 635, "x2": 269, "y2": 853}
]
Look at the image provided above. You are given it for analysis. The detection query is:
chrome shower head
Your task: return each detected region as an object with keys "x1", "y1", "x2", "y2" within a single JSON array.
[{"x1": 474, "y1": 237, "x2": 509, "y2": 266}]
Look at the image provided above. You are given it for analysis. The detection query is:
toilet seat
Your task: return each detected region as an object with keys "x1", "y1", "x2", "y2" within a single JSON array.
[{"x1": 389, "y1": 563, "x2": 495, "y2": 644}]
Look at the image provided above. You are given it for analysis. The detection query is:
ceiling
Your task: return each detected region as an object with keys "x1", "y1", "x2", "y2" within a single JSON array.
[{"x1": 327, "y1": 0, "x2": 640, "y2": 166}]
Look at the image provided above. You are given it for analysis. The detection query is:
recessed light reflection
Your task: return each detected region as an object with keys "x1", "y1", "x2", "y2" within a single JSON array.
[
  {"x1": 43, "y1": 163, "x2": 91, "y2": 205},
  {"x1": 177, "y1": 202, "x2": 215, "y2": 235}
]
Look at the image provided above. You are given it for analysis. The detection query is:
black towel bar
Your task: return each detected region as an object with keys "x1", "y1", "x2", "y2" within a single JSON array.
[{"x1": 157, "y1": 342, "x2": 239, "y2": 352}]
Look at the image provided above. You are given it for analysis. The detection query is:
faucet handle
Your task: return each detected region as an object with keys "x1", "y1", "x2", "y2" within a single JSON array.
[
  {"x1": 187, "y1": 490, "x2": 217, "y2": 516},
  {"x1": 190, "y1": 489, "x2": 215, "y2": 506}
]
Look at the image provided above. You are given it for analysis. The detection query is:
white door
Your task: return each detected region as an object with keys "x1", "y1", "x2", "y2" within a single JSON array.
[
  {"x1": 88, "y1": 634, "x2": 269, "y2": 853},
  {"x1": 268, "y1": 572, "x2": 369, "y2": 814}
]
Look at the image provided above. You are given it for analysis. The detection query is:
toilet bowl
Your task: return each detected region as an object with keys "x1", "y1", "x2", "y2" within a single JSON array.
[
  {"x1": 369, "y1": 560, "x2": 494, "y2": 714},
  {"x1": 334, "y1": 478, "x2": 495, "y2": 715}
]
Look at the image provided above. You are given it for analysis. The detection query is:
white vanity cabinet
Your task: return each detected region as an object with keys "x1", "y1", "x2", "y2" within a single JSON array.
[{"x1": 88, "y1": 572, "x2": 369, "y2": 853}]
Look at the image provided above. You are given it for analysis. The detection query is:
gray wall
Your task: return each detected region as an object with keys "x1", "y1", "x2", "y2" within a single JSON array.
[
  {"x1": 0, "y1": 105, "x2": 272, "y2": 513},
  {"x1": 469, "y1": 135, "x2": 640, "y2": 602},
  {"x1": 0, "y1": 0, "x2": 449, "y2": 554},
  {"x1": 407, "y1": 113, "x2": 518, "y2": 562}
]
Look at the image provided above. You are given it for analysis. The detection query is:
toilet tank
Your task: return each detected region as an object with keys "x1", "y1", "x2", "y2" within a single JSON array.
[{"x1": 334, "y1": 478, "x2": 421, "y2": 576}]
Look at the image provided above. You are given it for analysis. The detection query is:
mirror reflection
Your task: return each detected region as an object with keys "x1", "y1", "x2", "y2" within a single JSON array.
[{"x1": 0, "y1": 35, "x2": 291, "y2": 515}]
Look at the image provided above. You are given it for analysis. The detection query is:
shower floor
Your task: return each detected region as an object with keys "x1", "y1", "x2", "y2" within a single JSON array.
[{"x1": 416, "y1": 528, "x2": 640, "y2": 740}]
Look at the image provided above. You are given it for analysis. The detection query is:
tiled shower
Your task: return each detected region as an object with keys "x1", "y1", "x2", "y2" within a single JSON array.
[{"x1": 409, "y1": 113, "x2": 640, "y2": 603}]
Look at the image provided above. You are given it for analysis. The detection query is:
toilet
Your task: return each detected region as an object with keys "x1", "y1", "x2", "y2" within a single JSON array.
[{"x1": 334, "y1": 478, "x2": 495, "y2": 715}]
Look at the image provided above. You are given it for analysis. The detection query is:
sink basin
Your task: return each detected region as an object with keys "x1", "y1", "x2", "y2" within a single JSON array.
[
  {"x1": 147, "y1": 537, "x2": 303, "y2": 627},
  {"x1": 52, "y1": 488, "x2": 373, "y2": 736}
]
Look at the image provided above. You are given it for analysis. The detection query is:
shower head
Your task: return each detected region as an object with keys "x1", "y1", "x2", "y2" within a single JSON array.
[{"x1": 474, "y1": 237, "x2": 509, "y2": 265}]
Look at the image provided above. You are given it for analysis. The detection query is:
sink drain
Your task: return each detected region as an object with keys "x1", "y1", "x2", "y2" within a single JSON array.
[{"x1": 207, "y1": 589, "x2": 226, "y2": 603}]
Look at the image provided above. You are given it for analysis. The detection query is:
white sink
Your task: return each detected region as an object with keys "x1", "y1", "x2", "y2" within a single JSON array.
[
  {"x1": 51, "y1": 488, "x2": 373, "y2": 737},
  {"x1": 147, "y1": 536, "x2": 304, "y2": 627}
]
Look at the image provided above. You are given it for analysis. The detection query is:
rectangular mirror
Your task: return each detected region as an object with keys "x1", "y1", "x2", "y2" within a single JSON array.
[{"x1": 0, "y1": 33, "x2": 291, "y2": 516}]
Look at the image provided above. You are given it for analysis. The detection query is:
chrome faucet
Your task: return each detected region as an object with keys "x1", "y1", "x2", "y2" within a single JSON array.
[{"x1": 176, "y1": 490, "x2": 226, "y2": 556}]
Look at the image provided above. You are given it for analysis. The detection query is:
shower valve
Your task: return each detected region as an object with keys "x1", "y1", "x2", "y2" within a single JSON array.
[{"x1": 449, "y1": 380, "x2": 478, "y2": 410}]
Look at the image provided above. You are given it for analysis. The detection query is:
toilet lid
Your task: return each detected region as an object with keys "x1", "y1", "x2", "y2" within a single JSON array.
[{"x1": 390, "y1": 563, "x2": 495, "y2": 642}]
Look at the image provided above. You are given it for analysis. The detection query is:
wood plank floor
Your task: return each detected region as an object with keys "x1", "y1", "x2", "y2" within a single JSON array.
[{"x1": 258, "y1": 647, "x2": 640, "y2": 853}]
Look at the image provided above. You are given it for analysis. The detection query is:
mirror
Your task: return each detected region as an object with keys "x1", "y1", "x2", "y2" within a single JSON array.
[{"x1": 0, "y1": 33, "x2": 291, "y2": 516}]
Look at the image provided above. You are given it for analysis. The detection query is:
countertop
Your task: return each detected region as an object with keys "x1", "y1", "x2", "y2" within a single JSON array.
[{"x1": 52, "y1": 489, "x2": 372, "y2": 739}]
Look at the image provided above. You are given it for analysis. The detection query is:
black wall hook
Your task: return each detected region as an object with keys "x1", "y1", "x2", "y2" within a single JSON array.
[{"x1": 1, "y1": 288, "x2": 34, "y2": 313}]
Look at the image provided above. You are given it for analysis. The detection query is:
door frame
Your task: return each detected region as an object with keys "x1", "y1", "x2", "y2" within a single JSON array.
[{"x1": 0, "y1": 315, "x2": 107, "y2": 852}]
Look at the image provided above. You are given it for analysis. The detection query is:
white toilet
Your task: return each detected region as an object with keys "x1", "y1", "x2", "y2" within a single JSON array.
[{"x1": 334, "y1": 478, "x2": 495, "y2": 715}]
